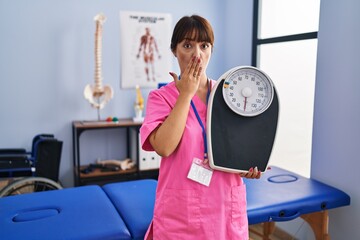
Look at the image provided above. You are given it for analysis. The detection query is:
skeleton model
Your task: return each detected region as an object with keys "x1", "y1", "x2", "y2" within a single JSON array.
[{"x1": 84, "y1": 13, "x2": 113, "y2": 119}]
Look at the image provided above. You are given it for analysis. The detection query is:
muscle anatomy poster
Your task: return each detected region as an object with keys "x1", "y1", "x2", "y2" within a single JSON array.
[{"x1": 120, "y1": 11, "x2": 172, "y2": 88}]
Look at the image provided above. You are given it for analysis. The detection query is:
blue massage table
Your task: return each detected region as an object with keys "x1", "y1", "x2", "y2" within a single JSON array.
[
  {"x1": 0, "y1": 166, "x2": 350, "y2": 240},
  {"x1": 245, "y1": 166, "x2": 350, "y2": 239},
  {"x1": 0, "y1": 180, "x2": 157, "y2": 240}
]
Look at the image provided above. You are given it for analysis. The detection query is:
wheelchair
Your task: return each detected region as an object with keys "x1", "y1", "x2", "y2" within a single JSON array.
[{"x1": 0, "y1": 134, "x2": 63, "y2": 197}]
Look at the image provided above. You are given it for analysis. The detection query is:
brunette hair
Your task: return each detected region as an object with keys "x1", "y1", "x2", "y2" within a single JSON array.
[{"x1": 170, "y1": 15, "x2": 214, "y2": 52}]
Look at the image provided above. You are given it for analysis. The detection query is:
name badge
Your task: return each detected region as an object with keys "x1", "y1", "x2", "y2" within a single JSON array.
[{"x1": 187, "y1": 157, "x2": 213, "y2": 187}]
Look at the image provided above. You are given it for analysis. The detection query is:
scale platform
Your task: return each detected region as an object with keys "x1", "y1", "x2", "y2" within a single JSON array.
[{"x1": 207, "y1": 76, "x2": 279, "y2": 173}]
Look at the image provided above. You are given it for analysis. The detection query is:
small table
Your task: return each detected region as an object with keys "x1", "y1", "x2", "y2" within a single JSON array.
[{"x1": 72, "y1": 119, "x2": 143, "y2": 186}]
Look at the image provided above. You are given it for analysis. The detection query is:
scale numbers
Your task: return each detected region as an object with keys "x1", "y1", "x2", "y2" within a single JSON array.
[{"x1": 222, "y1": 66, "x2": 274, "y2": 117}]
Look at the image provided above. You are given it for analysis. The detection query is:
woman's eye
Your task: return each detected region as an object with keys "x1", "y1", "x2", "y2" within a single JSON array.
[
  {"x1": 184, "y1": 43, "x2": 191, "y2": 49},
  {"x1": 202, "y1": 43, "x2": 210, "y2": 49}
]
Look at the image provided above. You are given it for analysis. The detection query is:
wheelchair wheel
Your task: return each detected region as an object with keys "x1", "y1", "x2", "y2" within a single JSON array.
[{"x1": 0, "y1": 177, "x2": 63, "y2": 197}]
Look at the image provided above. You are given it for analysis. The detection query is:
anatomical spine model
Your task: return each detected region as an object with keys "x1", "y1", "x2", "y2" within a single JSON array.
[{"x1": 84, "y1": 13, "x2": 113, "y2": 115}]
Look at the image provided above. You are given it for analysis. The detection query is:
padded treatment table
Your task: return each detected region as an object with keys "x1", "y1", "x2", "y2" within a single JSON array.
[
  {"x1": 0, "y1": 179, "x2": 157, "y2": 240},
  {"x1": 0, "y1": 170, "x2": 350, "y2": 239},
  {"x1": 0, "y1": 185, "x2": 132, "y2": 240},
  {"x1": 245, "y1": 166, "x2": 351, "y2": 239}
]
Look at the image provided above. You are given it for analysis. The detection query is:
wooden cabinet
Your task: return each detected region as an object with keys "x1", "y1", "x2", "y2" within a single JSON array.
[{"x1": 72, "y1": 119, "x2": 158, "y2": 186}]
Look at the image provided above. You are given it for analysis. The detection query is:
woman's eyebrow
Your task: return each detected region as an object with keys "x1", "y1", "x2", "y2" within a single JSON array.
[{"x1": 183, "y1": 38, "x2": 208, "y2": 43}]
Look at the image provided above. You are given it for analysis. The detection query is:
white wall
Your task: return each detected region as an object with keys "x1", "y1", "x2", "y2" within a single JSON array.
[{"x1": 311, "y1": 0, "x2": 360, "y2": 239}]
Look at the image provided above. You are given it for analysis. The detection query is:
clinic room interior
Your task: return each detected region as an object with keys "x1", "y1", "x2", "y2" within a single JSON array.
[{"x1": 0, "y1": 0, "x2": 359, "y2": 239}]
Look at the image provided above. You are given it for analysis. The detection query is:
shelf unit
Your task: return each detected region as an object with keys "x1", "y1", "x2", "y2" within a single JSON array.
[{"x1": 72, "y1": 119, "x2": 158, "y2": 186}]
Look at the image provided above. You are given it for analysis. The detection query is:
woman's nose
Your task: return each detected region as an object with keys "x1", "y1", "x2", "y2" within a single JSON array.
[{"x1": 193, "y1": 46, "x2": 201, "y2": 58}]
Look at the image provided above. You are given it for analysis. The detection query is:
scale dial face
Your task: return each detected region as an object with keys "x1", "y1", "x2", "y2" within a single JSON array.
[{"x1": 222, "y1": 67, "x2": 274, "y2": 117}]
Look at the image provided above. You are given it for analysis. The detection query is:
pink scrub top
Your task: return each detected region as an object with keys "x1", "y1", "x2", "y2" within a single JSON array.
[{"x1": 140, "y1": 81, "x2": 249, "y2": 240}]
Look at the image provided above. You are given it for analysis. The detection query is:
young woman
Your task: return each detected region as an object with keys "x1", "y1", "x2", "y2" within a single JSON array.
[{"x1": 140, "y1": 15, "x2": 261, "y2": 240}]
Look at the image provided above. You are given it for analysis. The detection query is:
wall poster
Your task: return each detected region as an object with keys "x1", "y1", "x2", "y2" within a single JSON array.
[{"x1": 120, "y1": 11, "x2": 172, "y2": 88}]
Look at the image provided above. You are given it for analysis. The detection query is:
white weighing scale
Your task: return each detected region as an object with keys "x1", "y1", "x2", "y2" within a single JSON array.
[{"x1": 207, "y1": 66, "x2": 279, "y2": 173}]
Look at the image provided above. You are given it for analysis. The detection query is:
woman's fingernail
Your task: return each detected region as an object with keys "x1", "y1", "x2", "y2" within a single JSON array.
[{"x1": 249, "y1": 167, "x2": 253, "y2": 172}]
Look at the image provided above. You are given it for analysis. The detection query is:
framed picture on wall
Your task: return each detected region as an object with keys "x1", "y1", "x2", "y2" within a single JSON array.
[{"x1": 120, "y1": 11, "x2": 172, "y2": 88}]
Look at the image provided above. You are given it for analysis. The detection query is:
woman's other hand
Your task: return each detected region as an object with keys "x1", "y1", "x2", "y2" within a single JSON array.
[{"x1": 240, "y1": 167, "x2": 261, "y2": 179}]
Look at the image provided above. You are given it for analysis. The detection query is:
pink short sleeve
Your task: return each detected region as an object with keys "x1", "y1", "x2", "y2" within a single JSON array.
[{"x1": 140, "y1": 86, "x2": 175, "y2": 151}]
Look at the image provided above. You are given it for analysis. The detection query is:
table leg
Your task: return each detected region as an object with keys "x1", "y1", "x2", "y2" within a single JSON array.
[
  {"x1": 263, "y1": 222, "x2": 275, "y2": 240},
  {"x1": 301, "y1": 210, "x2": 330, "y2": 240},
  {"x1": 249, "y1": 222, "x2": 275, "y2": 240},
  {"x1": 250, "y1": 210, "x2": 330, "y2": 240}
]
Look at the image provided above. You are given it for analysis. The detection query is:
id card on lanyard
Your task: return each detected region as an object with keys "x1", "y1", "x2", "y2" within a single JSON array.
[{"x1": 187, "y1": 80, "x2": 214, "y2": 186}]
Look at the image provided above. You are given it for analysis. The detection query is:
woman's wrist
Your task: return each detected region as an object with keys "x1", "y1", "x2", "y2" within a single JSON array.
[{"x1": 177, "y1": 91, "x2": 193, "y2": 103}]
